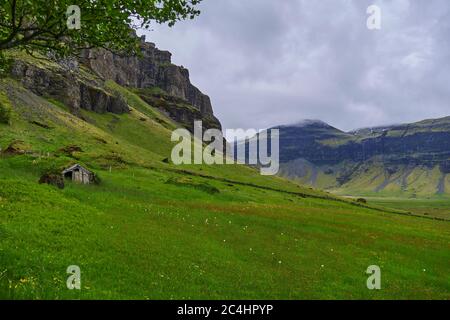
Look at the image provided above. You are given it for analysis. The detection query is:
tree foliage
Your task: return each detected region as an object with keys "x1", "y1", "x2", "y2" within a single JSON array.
[{"x1": 0, "y1": 0, "x2": 202, "y2": 57}]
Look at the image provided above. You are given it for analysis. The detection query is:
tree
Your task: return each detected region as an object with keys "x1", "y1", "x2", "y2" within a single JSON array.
[{"x1": 0, "y1": 0, "x2": 202, "y2": 57}]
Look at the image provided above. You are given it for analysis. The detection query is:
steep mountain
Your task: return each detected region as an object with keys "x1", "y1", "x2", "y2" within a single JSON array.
[
  {"x1": 276, "y1": 117, "x2": 450, "y2": 196},
  {"x1": 80, "y1": 35, "x2": 222, "y2": 132},
  {"x1": 7, "y1": 35, "x2": 221, "y2": 134}
]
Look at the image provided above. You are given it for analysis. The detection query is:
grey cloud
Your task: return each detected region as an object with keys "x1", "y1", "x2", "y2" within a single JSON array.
[{"x1": 140, "y1": 0, "x2": 450, "y2": 133}]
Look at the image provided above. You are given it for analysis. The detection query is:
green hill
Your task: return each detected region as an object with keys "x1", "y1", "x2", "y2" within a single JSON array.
[{"x1": 0, "y1": 53, "x2": 449, "y2": 299}]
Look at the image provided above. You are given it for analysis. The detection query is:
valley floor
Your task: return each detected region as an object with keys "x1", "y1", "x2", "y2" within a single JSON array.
[
  {"x1": 336, "y1": 194, "x2": 450, "y2": 221},
  {"x1": 363, "y1": 197, "x2": 450, "y2": 221}
]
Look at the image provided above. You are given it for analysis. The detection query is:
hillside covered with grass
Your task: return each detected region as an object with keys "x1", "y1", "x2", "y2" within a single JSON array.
[{"x1": 0, "y1": 52, "x2": 449, "y2": 300}]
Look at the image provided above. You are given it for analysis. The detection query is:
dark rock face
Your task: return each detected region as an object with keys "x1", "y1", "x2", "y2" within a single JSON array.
[
  {"x1": 79, "y1": 82, "x2": 129, "y2": 114},
  {"x1": 441, "y1": 160, "x2": 450, "y2": 174},
  {"x1": 11, "y1": 60, "x2": 80, "y2": 112},
  {"x1": 80, "y1": 37, "x2": 216, "y2": 118},
  {"x1": 10, "y1": 60, "x2": 129, "y2": 115},
  {"x1": 275, "y1": 119, "x2": 450, "y2": 166},
  {"x1": 136, "y1": 90, "x2": 221, "y2": 132},
  {"x1": 9, "y1": 36, "x2": 221, "y2": 132},
  {"x1": 80, "y1": 41, "x2": 171, "y2": 88}
]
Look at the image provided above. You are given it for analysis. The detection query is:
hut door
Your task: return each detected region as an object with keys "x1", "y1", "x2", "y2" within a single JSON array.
[{"x1": 64, "y1": 171, "x2": 73, "y2": 180}]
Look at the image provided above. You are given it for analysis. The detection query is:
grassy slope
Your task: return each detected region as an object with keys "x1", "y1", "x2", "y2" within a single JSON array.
[
  {"x1": 0, "y1": 78, "x2": 449, "y2": 299},
  {"x1": 366, "y1": 197, "x2": 450, "y2": 221},
  {"x1": 283, "y1": 160, "x2": 450, "y2": 200}
]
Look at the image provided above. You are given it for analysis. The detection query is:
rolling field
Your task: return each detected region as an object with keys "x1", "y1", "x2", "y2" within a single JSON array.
[
  {"x1": 365, "y1": 197, "x2": 450, "y2": 221},
  {"x1": 1, "y1": 76, "x2": 449, "y2": 300}
]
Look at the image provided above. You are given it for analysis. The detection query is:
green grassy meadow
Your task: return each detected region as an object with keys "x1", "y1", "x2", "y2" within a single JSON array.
[
  {"x1": 364, "y1": 197, "x2": 450, "y2": 221},
  {"x1": 1, "y1": 75, "x2": 449, "y2": 299}
]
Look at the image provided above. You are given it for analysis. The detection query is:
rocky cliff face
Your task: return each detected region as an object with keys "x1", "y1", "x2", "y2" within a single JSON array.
[
  {"x1": 10, "y1": 59, "x2": 129, "y2": 115},
  {"x1": 80, "y1": 36, "x2": 220, "y2": 129},
  {"x1": 275, "y1": 118, "x2": 450, "y2": 165},
  {"x1": 8, "y1": 36, "x2": 221, "y2": 132}
]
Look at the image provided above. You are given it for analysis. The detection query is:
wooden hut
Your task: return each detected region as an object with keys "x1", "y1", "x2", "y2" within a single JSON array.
[{"x1": 62, "y1": 164, "x2": 94, "y2": 184}]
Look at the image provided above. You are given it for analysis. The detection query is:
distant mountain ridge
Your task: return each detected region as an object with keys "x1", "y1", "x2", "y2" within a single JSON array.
[{"x1": 275, "y1": 116, "x2": 450, "y2": 196}]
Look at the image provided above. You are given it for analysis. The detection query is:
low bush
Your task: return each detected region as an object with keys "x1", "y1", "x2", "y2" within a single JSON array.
[
  {"x1": 39, "y1": 173, "x2": 64, "y2": 189},
  {"x1": 0, "y1": 94, "x2": 12, "y2": 125},
  {"x1": 165, "y1": 177, "x2": 220, "y2": 194}
]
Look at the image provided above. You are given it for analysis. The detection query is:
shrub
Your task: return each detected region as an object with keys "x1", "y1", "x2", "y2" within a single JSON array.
[
  {"x1": 165, "y1": 177, "x2": 220, "y2": 194},
  {"x1": 356, "y1": 198, "x2": 367, "y2": 204},
  {"x1": 0, "y1": 52, "x2": 12, "y2": 76},
  {"x1": 0, "y1": 99, "x2": 11, "y2": 125},
  {"x1": 39, "y1": 173, "x2": 64, "y2": 189},
  {"x1": 93, "y1": 173, "x2": 102, "y2": 185}
]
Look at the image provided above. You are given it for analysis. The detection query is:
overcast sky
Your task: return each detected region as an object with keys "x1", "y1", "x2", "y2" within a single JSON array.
[{"x1": 139, "y1": 0, "x2": 450, "y2": 133}]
